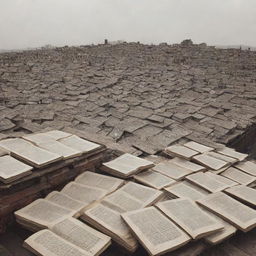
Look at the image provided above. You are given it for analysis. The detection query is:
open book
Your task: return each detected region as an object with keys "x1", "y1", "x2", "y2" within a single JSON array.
[
  {"x1": 75, "y1": 171, "x2": 124, "y2": 194},
  {"x1": 118, "y1": 182, "x2": 163, "y2": 206},
  {"x1": 152, "y1": 160, "x2": 194, "y2": 180},
  {"x1": 24, "y1": 217, "x2": 111, "y2": 256},
  {"x1": 170, "y1": 157, "x2": 205, "y2": 172},
  {"x1": 221, "y1": 167, "x2": 256, "y2": 185},
  {"x1": 156, "y1": 198, "x2": 224, "y2": 239},
  {"x1": 165, "y1": 145, "x2": 199, "y2": 160},
  {"x1": 15, "y1": 199, "x2": 77, "y2": 232},
  {"x1": 183, "y1": 141, "x2": 213, "y2": 153},
  {"x1": 133, "y1": 170, "x2": 175, "y2": 190},
  {"x1": 197, "y1": 192, "x2": 256, "y2": 232},
  {"x1": 0, "y1": 138, "x2": 62, "y2": 167},
  {"x1": 61, "y1": 182, "x2": 108, "y2": 206},
  {"x1": 164, "y1": 181, "x2": 209, "y2": 201},
  {"x1": 101, "y1": 153, "x2": 154, "y2": 178},
  {"x1": 235, "y1": 161, "x2": 256, "y2": 176},
  {"x1": 225, "y1": 185, "x2": 256, "y2": 207},
  {"x1": 59, "y1": 135, "x2": 101, "y2": 154},
  {"x1": 0, "y1": 155, "x2": 33, "y2": 183},
  {"x1": 185, "y1": 172, "x2": 230, "y2": 193},
  {"x1": 122, "y1": 207, "x2": 190, "y2": 256},
  {"x1": 23, "y1": 133, "x2": 82, "y2": 159},
  {"x1": 45, "y1": 191, "x2": 86, "y2": 217},
  {"x1": 203, "y1": 209, "x2": 237, "y2": 245},
  {"x1": 81, "y1": 203, "x2": 138, "y2": 252}
]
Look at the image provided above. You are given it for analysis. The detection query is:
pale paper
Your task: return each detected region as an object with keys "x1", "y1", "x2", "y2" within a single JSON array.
[
  {"x1": 197, "y1": 192, "x2": 256, "y2": 231},
  {"x1": 102, "y1": 153, "x2": 154, "y2": 178},
  {"x1": 61, "y1": 182, "x2": 107, "y2": 205},
  {"x1": 45, "y1": 191, "x2": 86, "y2": 213},
  {"x1": 0, "y1": 155, "x2": 33, "y2": 182},
  {"x1": 15, "y1": 199, "x2": 76, "y2": 230},
  {"x1": 0, "y1": 138, "x2": 62, "y2": 167},
  {"x1": 82, "y1": 204, "x2": 138, "y2": 252},
  {"x1": 217, "y1": 147, "x2": 248, "y2": 161},
  {"x1": 122, "y1": 207, "x2": 190, "y2": 256},
  {"x1": 221, "y1": 167, "x2": 256, "y2": 185},
  {"x1": 101, "y1": 190, "x2": 144, "y2": 213},
  {"x1": 205, "y1": 172, "x2": 238, "y2": 187},
  {"x1": 164, "y1": 181, "x2": 209, "y2": 201},
  {"x1": 192, "y1": 153, "x2": 228, "y2": 170},
  {"x1": 184, "y1": 141, "x2": 213, "y2": 153},
  {"x1": 153, "y1": 160, "x2": 194, "y2": 180},
  {"x1": 235, "y1": 161, "x2": 256, "y2": 176},
  {"x1": 44, "y1": 130, "x2": 72, "y2": 140},
  {"x1": 134, "y1": 170, "x2": 175, "y2": 189},
  {"x1": 75, "y1": 171, "x2": 124, "y2": 193},
  {"x1": 24, "y1": 229, "x2": 90, "y2": 256},
  {"x1": 225, "y1": 185, "x2": 256, "y2": 207},
  {"x1": 185, "y1": 172, "x2": 230, "y2": 193},
  {"x1": 204, "y1": 209, "x2": 237, "y2": 245},
  {"x1": 59, "y1": 135, "x2": 101, "y2": 153},
  {"x1": 119, "y1": 181, "x2": 163, "y2": 206},
  {"x1": 156, "y1": 198, "x2": 224, "y2": 239},
  {"x1": 50, "y1": 217, "x2": 111, "y2": 256},
  {"x1": 171, "y1": 157, "x2": 205, "y2": 172},
  {"x1": 165, "y1": 145, "x2": 199, "y2": 160},
  {"x1": 206, "y1": 151, "x2": 237, "y2": 164}
]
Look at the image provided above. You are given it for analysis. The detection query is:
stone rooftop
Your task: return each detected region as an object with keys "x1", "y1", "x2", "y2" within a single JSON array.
[{"x1": 1, "y1": 42, "x2": 256, "y2": 155}]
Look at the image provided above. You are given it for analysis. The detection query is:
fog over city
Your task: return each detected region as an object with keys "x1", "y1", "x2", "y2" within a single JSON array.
[{"x1": 1, "y1": 0, "x2": 256, "y2": 50}]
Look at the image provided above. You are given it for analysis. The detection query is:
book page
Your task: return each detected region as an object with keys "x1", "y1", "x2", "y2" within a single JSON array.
[
  {"x1": 204, "y1": 209, "x2": 237, "y2": 245},
  {"x1": 235, "y1": 161, "x2": 256, "y2": 176},
  {"x1": 134, "y1": 170, "x2": 175, "y2": 189},
  {"x1": 24, "y1": 229, "x2": 90, "y2": 256},
  {"x1": 0, "y1": 138, "x2": 62, "y2": 167},
  {"x1": 122, "y1": 207, "x2": 190, "y2": 256},
  {"x1": 50, "y1": 217, "x2": 111, "y2": 256},
  {"x1": 102, "y1": 153, "x2": 154, "y2": 177},
  {"x1": 119, "y1": 182, "x2": 163, "y2": 206},
  {"x1": 45, "y1": 191, "x2": 85, "y2": 213},
  {"x1": 0, "y1": 155, "x2": 33, "y2": 181},
  {"x1": 75, "y1": 171, "x2": 124, "y2": 193},
  {"x1": 217, "y1": 147, "x2": 248, "y2": 161},
  {"x1": 156, "y1": 199, "x2": 224, "y2": 239},
  {"x1": 192, "y1": 153, "x2": 228, "y2": 170},
  {"x1": 205, "y1": 172, "x2": 238, "y2": 187},
  {"x1": 37, "y1": 141, "x2": 82, "y2": 159},
  {"x1": 82, "y1": 204, "x2": 138, "y2": 252},
  {"x1": 185, "y1": 172, "x2": 229, "y2": 192},
  {"x1": 197, "y1": 192, "x2": 256, "y2": 232},
  {"x1": 101, "y1": 190, "x2": 144, "y2": 213},
  {"x1": 184, "y1": 141, "x2": 213, "y2": 153},
  {"x1": 43, "y1": 130, "x2": 72, "y2": 140},
  {"x1": 165, "y1": 145, "x2": 199, "y2": 159},
  {"x1": 221, "y1": 167, "x2": 256, "y2": 185},
  {"x1": 171, "y1": 157, "x2": 205, "y2": 172},
  {"x1": 61, "y1": 182, "x2": 107, "y2": 205},
  {"x1": 59, "y1": 135, "x2": 101, "y2": 153},
  {"x1": 225, "y1": 185, "x2": 256, "y2": 207},
  {"x1": 15, "y1": 199, "x2": 76, "y2": 229},
  {"x1": 164, "y1": 181, "x2": 209, "y2": 201},
  {"x1": 153, "y1": 161, "x2": 194, "y2": 180}
]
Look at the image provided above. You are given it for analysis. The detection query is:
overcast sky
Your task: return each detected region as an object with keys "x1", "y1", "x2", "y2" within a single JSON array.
[{"x1": 1, "y1": 0, "x2": 256, "y2": 50}]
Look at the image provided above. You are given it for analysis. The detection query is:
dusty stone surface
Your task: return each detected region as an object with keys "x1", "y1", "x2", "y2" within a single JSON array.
[{"x1": 1, "y1": 42, "x2": 256, "y2": 154}]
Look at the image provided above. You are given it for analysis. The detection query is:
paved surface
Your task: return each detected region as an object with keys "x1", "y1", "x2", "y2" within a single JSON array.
[{"x1": 1, "y1": 42, "x2": 256, "y2": 155}]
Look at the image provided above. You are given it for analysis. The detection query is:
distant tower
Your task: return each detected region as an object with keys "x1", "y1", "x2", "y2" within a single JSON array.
[{"x1": 104, "y1": 39, "x2": 108, "y2": 45}]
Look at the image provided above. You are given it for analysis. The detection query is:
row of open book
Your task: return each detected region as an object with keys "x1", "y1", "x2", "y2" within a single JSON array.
[
  {"x1": 16, "y1": 168, "x2": 256, "y2": 256},
  {"x1": 0, "y1": 130, "x2": 101, "y2": 183}
]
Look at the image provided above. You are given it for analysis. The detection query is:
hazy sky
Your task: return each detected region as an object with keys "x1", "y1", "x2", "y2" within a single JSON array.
[{"x1": 1, "y1": 0, "x2": 256, "y2": 50}]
